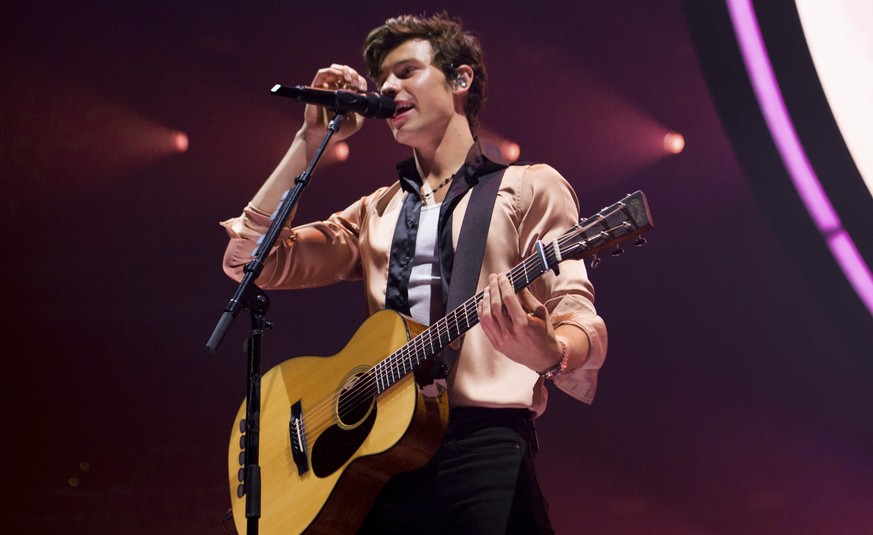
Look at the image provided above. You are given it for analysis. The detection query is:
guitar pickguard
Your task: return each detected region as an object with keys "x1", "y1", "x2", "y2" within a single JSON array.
[{"x1": 311, "y1": 405, "x2": 377, "y2": 478}]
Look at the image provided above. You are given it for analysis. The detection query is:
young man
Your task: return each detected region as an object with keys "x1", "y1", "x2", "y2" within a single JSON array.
[{"x1": 222, "y1": 13, "x2": 607, "y2": 534}]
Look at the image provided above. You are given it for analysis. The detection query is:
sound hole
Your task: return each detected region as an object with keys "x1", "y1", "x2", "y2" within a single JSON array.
[
  {"x1": 336, "y1": 372, "x2": 376, "y2": 429},
  {"x1": 311, "y1": 370, "x2": 378, "y2": 478}
]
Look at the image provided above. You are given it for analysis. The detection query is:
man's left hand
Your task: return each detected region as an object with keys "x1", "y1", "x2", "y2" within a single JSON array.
[{"x1": 477, "y1": 274, "x2": 562, "y2": 374}]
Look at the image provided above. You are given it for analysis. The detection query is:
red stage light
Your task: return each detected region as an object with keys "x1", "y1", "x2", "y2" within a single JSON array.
[
  {"x1": 173, "y1": 131, "x2": 189, "y2": 153},
  {"x1": 501, "y1": 140, "x2": 521, "y2": 161},
  {"x1": 334, "y1": 141, "x2": 350, "y2": 162},
  {"x1": 663, "y1": 131, "x2": 685, "y2": 154}
]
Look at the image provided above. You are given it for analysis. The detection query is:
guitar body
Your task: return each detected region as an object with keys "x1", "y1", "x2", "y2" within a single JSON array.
[{"x1": 228, "y1": 309, "x2": 449, "y2": 534}]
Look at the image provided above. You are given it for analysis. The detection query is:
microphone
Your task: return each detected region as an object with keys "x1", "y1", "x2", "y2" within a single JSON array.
[{"x1": 271, "y1": 84, "x2": 396, "y2": 119}]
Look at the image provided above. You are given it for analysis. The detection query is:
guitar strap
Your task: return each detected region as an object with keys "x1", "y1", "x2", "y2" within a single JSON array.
[{"x1": 433, "y1": 164, "x2": 516, "y2": 378}]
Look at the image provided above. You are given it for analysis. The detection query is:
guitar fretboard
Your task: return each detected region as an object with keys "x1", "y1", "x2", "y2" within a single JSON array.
[
  {"x1": 368, "y1": 190, "x2": 650, "y2": 395},
  {"x1": 370, "y1": 234, "x2": 570, "y2": 394}
]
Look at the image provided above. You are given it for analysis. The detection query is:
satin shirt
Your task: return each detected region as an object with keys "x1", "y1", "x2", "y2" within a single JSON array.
[{"x1": 222, "y1": 161, "x2": 607, "y2": 414}]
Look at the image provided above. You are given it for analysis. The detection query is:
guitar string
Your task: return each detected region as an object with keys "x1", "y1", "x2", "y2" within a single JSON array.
[
  {"x1": 298, "y1": 241, "x2": 548, "y2": 416},
  {"x1": 294, "y1": 217, "x2": 622, "y2": 439},
  {"x1": 295, "y1": 246, "x2": 586, "y2": 442},
  {"x1": 291, "y1": 253, "x2": 543, "y2": 440},
  {"x1": 314, "y1": 201, "x2": 640, "y2": 427},
  {"x1": 290, "y1": 214, "x2": 631, "y2": 441},
  {"x1": 325, "y1": 213, "x2": 624, "y2": 409},
  {"x1": 291, "y1": 264, "x2": 528, "y2": 438},
  {"x1": 292, "y1": 216, "x2": 628, "y2": 440}
]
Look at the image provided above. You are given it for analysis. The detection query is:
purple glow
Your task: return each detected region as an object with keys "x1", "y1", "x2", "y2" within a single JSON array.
[
  {"x1": 727, "y1": 0, "x2": 839, "y2": 231},
  {"x1": 727, "y1": 0, "x2": 873, "y2": 318},
  {"x1": 828, "y1": 232, "x2": 873, "y2": 314}
]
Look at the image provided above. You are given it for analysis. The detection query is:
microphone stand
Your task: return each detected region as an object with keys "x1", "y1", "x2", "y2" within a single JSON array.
[{"x1": 206, "y1": 113, "x2": 346, "y2": 535}]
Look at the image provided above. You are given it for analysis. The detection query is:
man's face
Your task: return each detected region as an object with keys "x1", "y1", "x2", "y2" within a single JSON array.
[{"x1": 376, "y1": 39, "x2": 456, "y2": 149}]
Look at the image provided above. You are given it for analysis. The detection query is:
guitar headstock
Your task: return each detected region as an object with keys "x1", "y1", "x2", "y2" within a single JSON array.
[{"x1": 555, "y1": 191, "x2": 653, "y2": 268}]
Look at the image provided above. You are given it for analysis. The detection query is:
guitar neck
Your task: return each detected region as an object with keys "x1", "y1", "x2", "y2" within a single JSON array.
[
  {"x1": 372, "y1": 251, "x2": 551, "y2": 393},
  {"x1": 370, "y1": 190, "x2": 652, "y2": 394}
]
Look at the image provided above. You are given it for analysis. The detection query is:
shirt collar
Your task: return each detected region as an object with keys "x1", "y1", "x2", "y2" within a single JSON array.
[{"x1": 395, "y1": 141, "x2": 503, "y2": 196}]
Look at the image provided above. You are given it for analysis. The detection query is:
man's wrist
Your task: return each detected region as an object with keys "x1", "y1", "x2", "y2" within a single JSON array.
[{"x1": 539, "y1": 339, "x2": 569, "y2": 380}]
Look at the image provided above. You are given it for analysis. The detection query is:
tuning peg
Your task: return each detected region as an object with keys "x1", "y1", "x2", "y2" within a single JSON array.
[
  {"x1": 610, "y1": 246, "x2": 625, "y2": 257},
  {"x1": 634, "y1": 235, "x2": 647, "y2": 247},
  {"x1": 590, "y1": 255, "x2": 601, "y2": 269}
]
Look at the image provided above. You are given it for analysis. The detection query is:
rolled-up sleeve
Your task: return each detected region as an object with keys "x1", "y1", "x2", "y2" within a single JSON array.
[
  {"x1": 220, "y1": 192, "x2": 380, "y2": 290},
  {"x1": 516, "y1": 164, "x2": 608, "y2": 404}
]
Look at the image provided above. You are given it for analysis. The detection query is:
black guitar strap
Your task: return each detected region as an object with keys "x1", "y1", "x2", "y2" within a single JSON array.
[{"x1": 433, "y1": 164, "x2": 512, "y2": 378}]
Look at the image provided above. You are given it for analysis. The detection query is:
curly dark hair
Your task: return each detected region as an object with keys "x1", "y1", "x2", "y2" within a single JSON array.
[{"x1": 363, "y1": 12, "x2": 487, "y2": 134}]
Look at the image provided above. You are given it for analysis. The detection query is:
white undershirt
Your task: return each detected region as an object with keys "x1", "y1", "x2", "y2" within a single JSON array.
[{"x1": 407, "y1": 203, "x2": 442, "y2": 326}]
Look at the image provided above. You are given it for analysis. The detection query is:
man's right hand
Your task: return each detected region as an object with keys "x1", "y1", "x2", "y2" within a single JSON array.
[{"x1": 301, "y1": 63, "x2": 370, "y2": 143}]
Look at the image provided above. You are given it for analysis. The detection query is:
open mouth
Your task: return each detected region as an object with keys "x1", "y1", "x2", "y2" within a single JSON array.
[{"x1": 393, "y1": 102, "x2": 414, "y2": 118}]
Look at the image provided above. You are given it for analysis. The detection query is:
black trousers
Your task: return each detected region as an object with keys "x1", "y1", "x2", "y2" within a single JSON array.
[{"x1": 357, "y1": 407, "x2": 554, "y2": 535}]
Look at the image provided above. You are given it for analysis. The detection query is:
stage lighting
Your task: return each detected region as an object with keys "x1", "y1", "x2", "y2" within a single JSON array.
[
  {"x1": 500, "y1": 140, "x2": 521, "y2": 162},
  {"x1": 663, "y1": 132, "x2": 685, "y2": 154},
  {"x1": 173, "y1": 131, "x2": 189, "y2": 153},
  {"x1": 334, "y1": 141, "x2": 350, "y2": 162}
]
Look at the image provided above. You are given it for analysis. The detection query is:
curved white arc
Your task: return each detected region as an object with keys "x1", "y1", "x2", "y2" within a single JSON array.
[{"x1": 726, "y1": 0, "x2": 873, "y2": 319}]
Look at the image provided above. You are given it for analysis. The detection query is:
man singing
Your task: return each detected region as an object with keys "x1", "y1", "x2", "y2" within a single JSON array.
[{"x1": 223, "y1": 12, "x2": 607, "y2": 534}]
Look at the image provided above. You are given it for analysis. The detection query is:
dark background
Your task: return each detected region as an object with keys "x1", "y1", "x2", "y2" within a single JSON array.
[{"x1": 2, "y1": 1, "x2": 872, "y2": 533}]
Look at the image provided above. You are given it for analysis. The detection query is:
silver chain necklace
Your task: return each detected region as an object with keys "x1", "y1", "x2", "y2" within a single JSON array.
[{"x1": 420, "y1": 176, "x2": 453, "y2": 205}]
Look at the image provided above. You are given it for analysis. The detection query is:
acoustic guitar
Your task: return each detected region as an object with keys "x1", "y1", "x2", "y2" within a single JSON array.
[{"x1": 228, "y1": 190, "x2": 653, "y2": 534}]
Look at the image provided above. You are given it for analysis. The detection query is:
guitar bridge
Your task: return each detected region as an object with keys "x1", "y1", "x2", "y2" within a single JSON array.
[{"x1": 289, "y1": 400, "x2": 309, "y2": 476}]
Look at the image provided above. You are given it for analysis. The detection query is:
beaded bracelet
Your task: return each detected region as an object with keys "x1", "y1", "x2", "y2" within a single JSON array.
[{"x1": 540, "y1": 339, "x2": 569, "y2": 380}]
